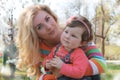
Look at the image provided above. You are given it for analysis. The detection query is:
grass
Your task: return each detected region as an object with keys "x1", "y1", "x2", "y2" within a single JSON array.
[
  {"x1": 0, "y1": 69, "x2": 30, "y2": 80},
  {"x1": 0, "y1": 58, "x2": 30, "y2": 80},
  {"x1": 108, "y1": 63, "x2": 120, "y2": 70},
  {"x1": 0, "y1": 62, "x2": 120, "y2": 80},
  {"x1": 101, "y1": 63, "x2": 120, "y2": 80}
]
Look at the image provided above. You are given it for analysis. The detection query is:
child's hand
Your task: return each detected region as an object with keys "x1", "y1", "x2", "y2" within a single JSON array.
[
  {"x1": 46, "y1": 60, "x2": 52, "y2": 69},
  {"x1": 50, "y1": 56, "x2": 64, "y2": 69}
]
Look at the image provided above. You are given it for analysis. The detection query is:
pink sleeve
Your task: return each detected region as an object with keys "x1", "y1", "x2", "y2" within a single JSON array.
[{"x1": 59, "y1": 49, "x2": 88, "y2": 78}]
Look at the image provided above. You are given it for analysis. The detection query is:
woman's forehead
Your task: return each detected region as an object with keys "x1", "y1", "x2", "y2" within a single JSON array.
[{"x1": 33, "y1": 11, "x2": 49, "y2": 27}]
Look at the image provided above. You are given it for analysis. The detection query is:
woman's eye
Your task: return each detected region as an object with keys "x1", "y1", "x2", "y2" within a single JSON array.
[{"x1": 37, "y1": 24, "x2": 42, "y2": 30}]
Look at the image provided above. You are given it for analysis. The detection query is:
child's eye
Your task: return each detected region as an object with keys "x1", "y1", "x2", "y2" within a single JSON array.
[
  {"x1": 65, "y1": 30, "x2": 68, "y2": 33},
  {"x1": 71, "y1": 35, "x2": 76, "y2": 38},
  {"x1": 45, "y1": 16, "x2": 50, "y2": 22}
]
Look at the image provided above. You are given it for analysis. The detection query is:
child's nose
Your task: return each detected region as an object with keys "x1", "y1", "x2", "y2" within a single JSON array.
[{"x1": 65, "y1": 34, "x2": 70, "y2": 39}]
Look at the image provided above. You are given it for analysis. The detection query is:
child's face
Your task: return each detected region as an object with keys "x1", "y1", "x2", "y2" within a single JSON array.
[{"x1": 60, "y1": 26, "x2": 85, "y2": 51}]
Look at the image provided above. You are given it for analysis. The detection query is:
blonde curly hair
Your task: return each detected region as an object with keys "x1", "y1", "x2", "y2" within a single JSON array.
[{"x1": 16, "y1": 4, "x2": 58, "y2": 76}]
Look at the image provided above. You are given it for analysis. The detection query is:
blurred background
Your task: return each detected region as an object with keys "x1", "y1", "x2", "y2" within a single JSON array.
[{"x1": 0, "y1": 0, "x2": 120, "y2": 80}]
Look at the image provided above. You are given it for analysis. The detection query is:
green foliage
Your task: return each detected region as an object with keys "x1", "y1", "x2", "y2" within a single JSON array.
[{"x1": 0, "y1": 58, "x2": 2, "y2": 63}]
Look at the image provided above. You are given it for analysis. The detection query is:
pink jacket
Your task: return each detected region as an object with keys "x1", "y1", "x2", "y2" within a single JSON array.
[{"x1": 43, "y1": 45, "x2": 88, "y2": 78}]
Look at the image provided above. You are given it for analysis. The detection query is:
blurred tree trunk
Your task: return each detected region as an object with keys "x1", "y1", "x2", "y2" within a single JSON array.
[
  {"x1": 93, "y1": 0, "x2": 110, "y2": 56},
  {"x1": 93, "y1": 0, "x2": 118, "y2": 56},
  {"x1": 101, "y1": 0, "x2": 105, "y2": 55}
]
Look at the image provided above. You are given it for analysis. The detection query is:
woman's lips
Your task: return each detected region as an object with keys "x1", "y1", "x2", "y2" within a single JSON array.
[{"x1": 49, "y1": 30, "x2": 55, "y2": 35}]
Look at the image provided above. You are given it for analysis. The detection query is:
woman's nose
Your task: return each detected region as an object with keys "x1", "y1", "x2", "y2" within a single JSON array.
[{"x1": 45, "y1": 23, "x2": 52, "y2": 30}]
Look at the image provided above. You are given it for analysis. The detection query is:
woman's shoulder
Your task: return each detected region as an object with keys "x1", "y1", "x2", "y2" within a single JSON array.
[{"x1": 83, "y1": 42, "x2": 101, "y2": 53}]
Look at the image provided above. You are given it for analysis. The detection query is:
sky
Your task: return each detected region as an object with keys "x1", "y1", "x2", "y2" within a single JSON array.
[
  {"x1": 0, "y1": 0, "x2": 116, "y2": 20},
  {"x1": 44, "y1": 0, "x2": 100, "y2": 17},
  {"x1": 1, "y1": 0, "x2": 100, "y2": 21},
  {"x1": 0, "y1": 0, "x2": 119, "y2": 46},
  {"x1": 0, "y1": 0, "x2": 114, "y2": 23},
  {"x1": 40, "y1": 0, "x2": 101, "y2": 23}
]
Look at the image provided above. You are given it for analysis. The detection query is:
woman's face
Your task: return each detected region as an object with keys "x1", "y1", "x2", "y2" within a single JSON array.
[{"x1": 33, "y1": 11, "x2": 60, "y2": 42}]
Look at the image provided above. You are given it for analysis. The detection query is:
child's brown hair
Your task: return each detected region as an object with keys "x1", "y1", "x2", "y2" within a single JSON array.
[{"x1": 66, "y1": 16, "x2": 93, "y2": 42}]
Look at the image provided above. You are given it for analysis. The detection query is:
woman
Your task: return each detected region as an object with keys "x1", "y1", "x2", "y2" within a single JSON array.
[{"x1": 16, "y1": 4, "x2": 106, "y2": 80}]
